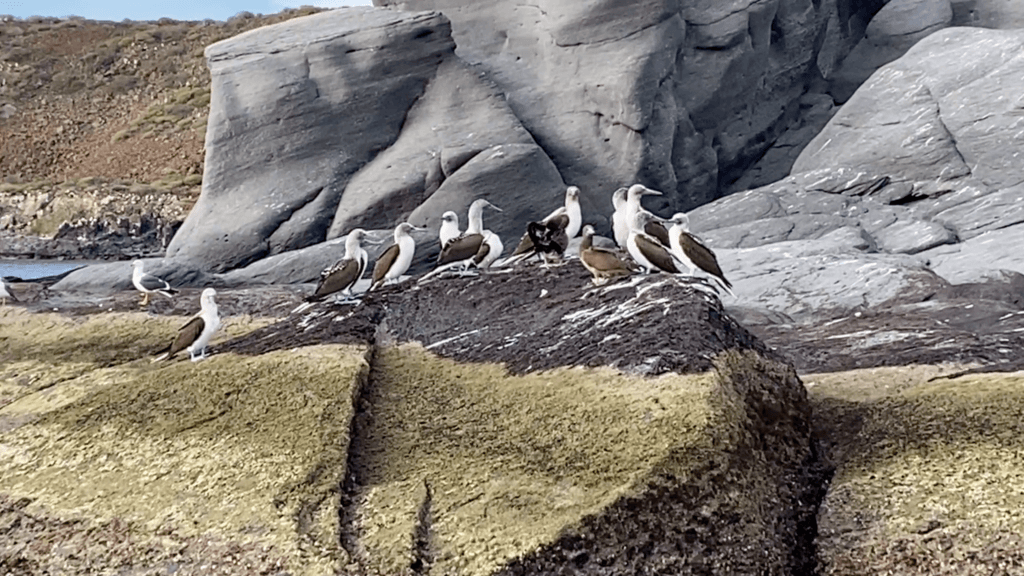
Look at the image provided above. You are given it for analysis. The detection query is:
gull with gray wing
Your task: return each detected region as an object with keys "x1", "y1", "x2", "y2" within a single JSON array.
[{"x1": 132, "y1": 260, "x2": 179, "y2": 307}]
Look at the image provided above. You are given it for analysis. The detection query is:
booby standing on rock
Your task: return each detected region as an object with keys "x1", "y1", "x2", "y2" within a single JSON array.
[
  {"x1": 370, "y1": 222, "x2": 423, "y2": 291},
  {"x1": 132, "y1": 260, "x2": 178, "y2": 307},
  {"x1": 579, "y1": 225, "x2": 636, "y2": 285},
  {"x1": 627, "y1": 211, "x2": 682, "y2": 275},
  {"x1": 0, "y1": 277, "x2": 17, "y2": 305},
  {"x1": 611, "y1": 186, "x2": 629, "y2": 248},
  {"x1": 154, "y1": 288, "x2": 221, "y2": 362},
  {"x1": 436, "y1": 199, "x2": 502, "y2": 272},
  {"x1": 668, "y1": 213, "x2": 734, "y2": 296},
  {"x1": 508, "y1": 186, "x2": 583, "y2": 260},
  {"x1": 438, "y1": 211, "x2": 461, "y2": 248},
  {"x1": 307, "y1": 228, "x2": 371, "y2": 302},
  {"x1": 526, "y1": 210, "x2": 571, "y2": 265},
  {"x1": 473, "y1": 230, "x2": 504, "y2": 269},
  {"x1": 616, "y1": 184, "x2": 670, "y2": 248}
]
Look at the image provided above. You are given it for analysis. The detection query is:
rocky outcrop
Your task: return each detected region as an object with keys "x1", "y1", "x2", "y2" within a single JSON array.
[
  {"x1": 0, "y1": 179, "x2": 194, "y2": 260},
  {"x1": 374, "y1": 0, "x2": 865, "y2": 211},
  {"x1": 2, "y1": 264, "x2": 820, "y2": 575},
  {"x1": 167, "y1": 8, "x2": 565, "y2": 272}
]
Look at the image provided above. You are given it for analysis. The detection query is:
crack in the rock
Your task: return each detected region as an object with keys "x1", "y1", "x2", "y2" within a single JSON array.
[{"x1": 410, "y1": 478, "x2": 436, "y2": 575}]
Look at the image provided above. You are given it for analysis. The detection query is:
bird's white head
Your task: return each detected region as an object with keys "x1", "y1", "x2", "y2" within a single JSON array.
[
  {"x1": 671, "y1": 212, "x2": 691, "y2": 231},
  {"x1": 631, "y1": 209, "x2": 656, "y2": 232},
  {"x1": 612, "y1": 187, "x2": 628, "y2": 209},
  {"x1": 200, "y1": 287, "x2": 217, "y2": 307},
  {"x1": 441, "y1": 211, "x2": 458, "y2": 224},
  {"x1": 582, "y1": 224, "x2": 596, "y2": 238},
  {"x1": 566, "y1": 186, "x2": 580, "y2": 203},
  {"x1": 395, "y1": 222, "x2": 423, "y2": 238},
  {"x1": 132, "y1": 260, "x2": 144, "y2": 269},
  {"x1": 627, "y1": 184, "x2": 661, "y2": 203}
]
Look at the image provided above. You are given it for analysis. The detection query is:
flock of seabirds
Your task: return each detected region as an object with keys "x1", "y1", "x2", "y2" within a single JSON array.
[{"x1": 1, "y1": 183, "x2": 733, "y2": 363}]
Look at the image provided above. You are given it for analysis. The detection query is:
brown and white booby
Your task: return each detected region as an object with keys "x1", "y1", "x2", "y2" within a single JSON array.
[
  {"x1": 132, "y1": 260, "x2": 178, "y2": 307},
  {"x1": 438, "y1": 211, "x2": 461, "y2": 248},
  {"x1": 627, "y1": 211, "x2": 683, "y2": 275},
  {"x1": 154, "y1": 288, "x2": 221, "y2": 362},
  {"x1": 508, "y1": 186, "x2": 583, "y2": 260},
  {"x1": 436, "y1": 199, "x2": 502, "y2": 271},
  {"x1": 615, "y1": 184, "x2": 670, "y2": 248},
  {"x1": 370, "y1": 222, "x2": 423, "y2": 291},
  {"x1": 668, "y1": 213, "x2": 734, "y2": 296},
  {"x1": 579, "y1": 225, "x2": 636, "y2": 285},
  {"x1": 307, "y1": 228, "x2": 371, "y2": 302},
  {"x1": 0, "y1": 277, "x2": 17, "y2": 305},
  {"x1": 473, "y1": 230, "x2": 504, "y2": 269}
]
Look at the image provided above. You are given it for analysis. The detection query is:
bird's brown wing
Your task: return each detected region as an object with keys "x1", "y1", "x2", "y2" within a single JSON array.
[
  {"x1": 581, "y1": 248, "x2": 633, "y2": 277},
  {"x1": 636, "y1": 234, "x2": 680, "y2": 273},
  {"x1": 644, "y1": 219, "x2": 670, "y2": 247},
  {"x1": 312, "y1": 258, "x2": 361, "y2": 299},
  {"x1": 166, "y1": 316, "x2": 204, "y2": 359},
  {"x1": 371, "y1": 244, "x2": 400, "y2": 286},
  {"x1": 438, "y1": 234, "x2": 484, "y2": 265},
  {"x1": 473, "y1": 241, "x2": 491, "y2": 266},
  {"x1": 510, "y1": 233, "x2": 535, "y2": 256},
  {"x1": 680, "y1": 232, "x2": 731, "y2": 287}
]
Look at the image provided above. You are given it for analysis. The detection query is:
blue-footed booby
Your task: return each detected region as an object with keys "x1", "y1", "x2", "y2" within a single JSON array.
[
  {"x1": 307, "y1": 228, "x2": 371, "y2": 302},
  {"x1": 508, "y1": 186, "x2": 582, "y2": 261},
  {"x1": 370, "y1": 222, "x2": 423, "y2": 291},
  {"x1": 579, "y1": 225, "x2": 636, "y2": 285},
  {"x1": 627, "y1": 211, "x2": 683, "y2": 275},
  {"x1": 668, "y1": 213, "x2": 734, "y2": 296},
  {"x1": 0, "y1": 277, "x2": 17, "y2": 305},
  {"x1": 436, "y1": 199, "x2": 502, "y2": 272},
  {"x1": 132, "y1": 260, "x2": 178, "y2": 307},
  {"x1": 154, "y1": 288, "x2": 221, "y2": 362},
  {"x1": 615, "y1": 184, "x2": 670, "y2": 248}
]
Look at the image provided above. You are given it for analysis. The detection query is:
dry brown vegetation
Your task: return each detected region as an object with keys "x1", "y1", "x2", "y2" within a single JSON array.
[{"x1": 0, "y1": 8, "x2": 324, "y2": 186}]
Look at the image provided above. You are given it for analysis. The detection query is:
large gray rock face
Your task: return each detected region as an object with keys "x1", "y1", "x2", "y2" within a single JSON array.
[
  {"x1": 374, "y1": 0, "x2": 862, "y2": 212},
  {"x1": 680, "y1": 28, "x2": 1024, "y2": 323},
  {"x1": 167, "y1": 8, "x2": 454, "y2": 271},
  {"x1": 166, "y1": 7, "x2": 566, "y2": 272}
]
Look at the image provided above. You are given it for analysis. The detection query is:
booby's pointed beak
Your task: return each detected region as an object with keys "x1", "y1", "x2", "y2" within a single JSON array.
[
  {"x1": 484, "y1": 200, "x2": 503, "y2": 212},
  {"x1": 641, "y1": 187, "x2": 662, "y2": 196}
]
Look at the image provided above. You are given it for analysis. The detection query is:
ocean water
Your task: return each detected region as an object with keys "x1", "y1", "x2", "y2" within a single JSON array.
[{"x1": 0, "y1": 259, "x2": 102, "y2": 281}]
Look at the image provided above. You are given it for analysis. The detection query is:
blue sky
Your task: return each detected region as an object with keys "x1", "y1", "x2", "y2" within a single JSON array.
[{"x1": 0, "y1": 0, "x2": 373, "y2": 22}]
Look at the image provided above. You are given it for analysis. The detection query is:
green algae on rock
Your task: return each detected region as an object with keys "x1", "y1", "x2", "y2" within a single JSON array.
[
  {"x1": 808, "y1": 366, "x2": 1024, "y2": 575},
  {"x1": 0, "y1": 307, "x2": 370, "y2": 575}
]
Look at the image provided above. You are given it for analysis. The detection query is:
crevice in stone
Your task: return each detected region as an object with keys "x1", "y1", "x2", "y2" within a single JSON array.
[
  {"x1": 337, "y1": 345, "x2": 376, "y2": 568},
  {"x1": 792, "y1": 435, "x2": 835, "y2": 576},
  {"x1": 410, "y1": 478, "x2": 436, "y2": 575}
]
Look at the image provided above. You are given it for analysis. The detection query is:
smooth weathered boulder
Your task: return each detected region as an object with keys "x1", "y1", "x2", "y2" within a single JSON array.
[{"x1": 166, "y1": 8, "x2": 456, "y2": 271}]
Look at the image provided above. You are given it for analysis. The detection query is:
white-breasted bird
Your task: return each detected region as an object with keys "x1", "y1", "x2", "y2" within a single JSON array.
[
  {"x1": 615, "y1": 184, "x2": 669, "y2": 249},
  {"x1": 370, "y1": 222, "x2": 423, "y2": 291},
  {"x1": 438, "y1": 211, "x2": 461, "y2": 248},
  {"x1": 668, "y1": 213, "x2": 734, "y2": 296},
  {"x1": 307, "y1": 228, "x2": 371, "y2": 302},
  {"x1": 132, "y1": 260, "x2": 178, "y2": 307},
  {"x1": 0, "y1": 277, "x2": 18, "y2": 305},
  {"x1": 436, "y1": 199, "x2": 503, "y2": 272},
  {"x1": 627, "y1": 211, "x2": 683, "y2": 275},
  {"x1": 154, "y1": 288, "x2": 221, "y2": 362}
]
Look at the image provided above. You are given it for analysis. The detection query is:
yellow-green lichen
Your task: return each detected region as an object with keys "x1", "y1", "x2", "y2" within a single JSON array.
[
  {"x1": 354, "y1": 344, "x2": 719, "y2": 575},
  {"x1": 0, "y1": 309, "x2": 367, "y2": 576},
  {"x1": 807, "y1": 366, "x2": 1024, "y2": 575}
]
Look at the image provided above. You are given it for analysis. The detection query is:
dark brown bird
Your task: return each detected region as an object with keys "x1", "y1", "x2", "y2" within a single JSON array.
[
  {"x1": 578, "y1": 225, "x2": 636, "y2": 285},
  {"x1": 525, "y1": 212, "x2": 571, "y2": 265}
]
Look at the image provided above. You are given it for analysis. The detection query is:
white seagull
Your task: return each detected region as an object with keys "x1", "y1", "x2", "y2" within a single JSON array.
[{"x1": 132, "y1": 260, "x2": 178, "y2": 307}]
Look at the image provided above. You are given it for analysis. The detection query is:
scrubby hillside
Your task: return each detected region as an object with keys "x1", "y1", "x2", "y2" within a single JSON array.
[{"x1": 0, "y1": 8, "x2": 322, "y2": 186}]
